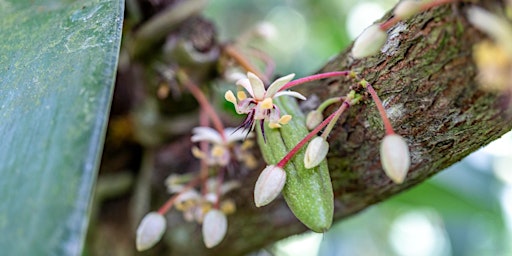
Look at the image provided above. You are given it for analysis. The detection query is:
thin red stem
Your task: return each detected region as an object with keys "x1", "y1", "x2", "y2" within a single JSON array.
[
  {"x1": 365, "y1": 83, "x2": 395, "y2": 135},
  {"x1": 214, "y1": 167, "x2": 226, "y2": 209},
  {"x1": 249, "y1": 47, "x2": 275, "y2": 82},
  {"x1": 379, "y1": 16, "x2": 400, "y2": 31},
  {"x1": 179, "y1": 71, "x2": 227, "y2": 142},
  {"x1": 280, "y1": 71, "x2": 350, "y2": 91},
  {"x1": 158, "y1": 177, "x2": 201, "y2": 215},
  {"x1": 199, "y1": 110, "x2": 210, "y2": 195},
  {"x1": 421, "y1": 0, "x2": 457, "y2": 11},
  {"x1": 277, "y1": 101, "x2": 350, "y2": 168},
  {"x1": 223, "y1": 44, "x2": 269, "y2": 84}
]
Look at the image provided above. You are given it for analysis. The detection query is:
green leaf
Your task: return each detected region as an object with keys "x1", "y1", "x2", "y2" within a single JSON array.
[{"x1": 0, "y1": 0, "x2": 123, "y2": 254}]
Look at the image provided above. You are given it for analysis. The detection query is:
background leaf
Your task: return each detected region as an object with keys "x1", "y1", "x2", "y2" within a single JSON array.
[{"x1": 0, "y1": 0, "x2": 123, "y2": 254}]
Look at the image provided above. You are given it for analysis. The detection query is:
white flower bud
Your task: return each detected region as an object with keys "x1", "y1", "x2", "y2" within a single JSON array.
[
  {"x1": 351, "y1": 24, "x2": 388, "y2": 59},
  {"x1": 304, "y1": 137, "x2": 329, "y2": 169},
  {"x1": 202, "y1": 209, "x2": 228, "y2": 248},
  {"x1": 306, "y1": 110, "x2": 323, "y2": 130},
  {"x1": 393, "y1": 0, "x2": 422, "y2": 20},
  {"x1": 380, "y1": 134, "x2": 411, "y2": 184},
  {"x1": 136, "y1": 212, "x2": 167, "y2": 251},
  {"x1": 254, "y1": 165, "x2": 286, "y2": 207},
  {"x1": 254, "y1": 21, "x2": 277, "y2": 40}
]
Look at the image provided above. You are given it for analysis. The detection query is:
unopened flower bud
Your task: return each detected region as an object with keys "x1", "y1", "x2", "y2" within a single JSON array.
[
  {"x1": 306, "y1": 110, "x2": 323, "y2": 130},
  {"x1": 254, "y1": 21, "x2": 277, "y2": 40},
  {"x1": 202, "y1": 209, "x2": 228, "y2": 248},
  {"x1": 304, "y1": 137, "x2": 329, "y2": 169},
  {"x1": 380, "y1": 134, "x2": 410, "y2": 184},
  {"x1": 254, "y1": 165, "x2": 286, "y2": 207},
  {"x1": 393, "y1": 0, "x2": 422, "y2": 20},
  {"x1": 136, "y1": 212, "x2": 167, "y2": 251},
  {"x1": 352, "y1": 24, "x2": 388, "y2": 59}
]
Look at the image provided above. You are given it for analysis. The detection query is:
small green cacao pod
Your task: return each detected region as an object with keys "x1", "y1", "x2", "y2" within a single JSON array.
[{"x1": 256, "y1": 96, "x2": 333, "y2": 233}]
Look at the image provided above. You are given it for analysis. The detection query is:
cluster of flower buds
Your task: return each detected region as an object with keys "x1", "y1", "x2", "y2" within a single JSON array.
[
  {"x1": 136, "y1": 90, "x2": 249, "y2": 251},
  {"x1": 167, "y1": 177, "x2": 239, "y2": 221},
  {"x1": 136, "y1": 176, "x2": 239, "y2": 251},
  {"x1": 228, "y1": 71, "x2": 412, "y2": 212}
]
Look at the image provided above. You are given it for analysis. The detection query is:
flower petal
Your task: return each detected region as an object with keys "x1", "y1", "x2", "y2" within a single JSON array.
[
  {"x1": 265, "y1": 73, "x2": 295, "y2": 97},
  {"x1": 247, "y1": 72, "x2": 266, "y2": 100},
  {"x1": 274, "y1": 91, "x2": 307, "y2": 100},
  {"x1": 174, "y1": 189, "x2": 201, "y2": 203},
  {"x1": 237, "y1": 99, "x2": 254, "y2": 114},
  {"x1": 191, "y1": 127, "x2": 223, "y2": 144},
  {"x1": 253, "y1": 103, "x2": 267, "y2": 120},
  {"x1": 236, "y1": 78, "x2": 254, "y2": 97}
]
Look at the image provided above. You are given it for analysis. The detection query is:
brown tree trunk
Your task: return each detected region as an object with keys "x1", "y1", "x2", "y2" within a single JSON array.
[{"x1": 143, "y1": 1, "x2": 511, "y2": 255}]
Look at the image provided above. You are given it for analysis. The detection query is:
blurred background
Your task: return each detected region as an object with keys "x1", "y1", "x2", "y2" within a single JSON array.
[{"x1": 204, "y1": 0, "x2": 512, "y2": 255}]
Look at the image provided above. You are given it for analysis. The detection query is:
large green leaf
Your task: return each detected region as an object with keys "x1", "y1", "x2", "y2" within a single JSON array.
[{"x1": 0, "y1": 0, "x2": 123, "y2": 254}]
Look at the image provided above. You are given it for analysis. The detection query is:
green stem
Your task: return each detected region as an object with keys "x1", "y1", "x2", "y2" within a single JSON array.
[
  {"x1": 177, "y1": 70, "x2": 227, "y2": 142},
  {"x1": 317, "y1": 97, "x2": 343, "y2": 112}
]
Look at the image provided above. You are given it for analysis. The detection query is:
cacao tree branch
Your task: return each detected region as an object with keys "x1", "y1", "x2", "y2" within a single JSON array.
[{"x1": 141, "y1": 1, "x2": 511, "y2": 255}]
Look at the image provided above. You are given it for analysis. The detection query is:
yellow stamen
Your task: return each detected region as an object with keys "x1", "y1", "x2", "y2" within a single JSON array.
[
  {"x1": 244, "y1": 155, "x2": 258, "y2": 169},
  {"x1": 220, "y1": 199, "x2": 236, "y2": 215},
  {"x1": 191, "y1": 146, "x2": 205, "y2": 159},
  {"x1": 241, "y1": 140, "x2": 254, "y2": 150},
  {"x1": 269, "y1": 122, "x2": 281, "y2": 129},
  {"x1": 199, "y1": 203, "x2": 213, "y2": 223},
  {"x1": 260, "y1": 98, "x2": 273, "y2": 109},
  {"x1": 237, "y1": 91, "x2": 247, "y2": 101},
  {"x1": 211, "y1": 145, "x2": 226, "y2": 157},
  {"x1": 176, "y1": 199, "x2": 196, "y2": 211},
  {"x1": 279, "y1": 115, "x2": 292, "y2": 124},
  {"x1": 175, "y1": 201, "x2": 186, "y2": 211},
  {"x1": 225, "y1": 90, "x2": 237, "y2": 105}
]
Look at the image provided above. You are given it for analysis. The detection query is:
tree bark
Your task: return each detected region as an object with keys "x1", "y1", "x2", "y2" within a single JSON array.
[{"x1": 144, "y1": 1, "x2": 512, "y2": 255}]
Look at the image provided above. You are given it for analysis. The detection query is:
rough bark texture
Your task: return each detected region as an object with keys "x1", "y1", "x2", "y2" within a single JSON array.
[{"x1": 98, "y1": 1, "x2": 512, "y2": 255}]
